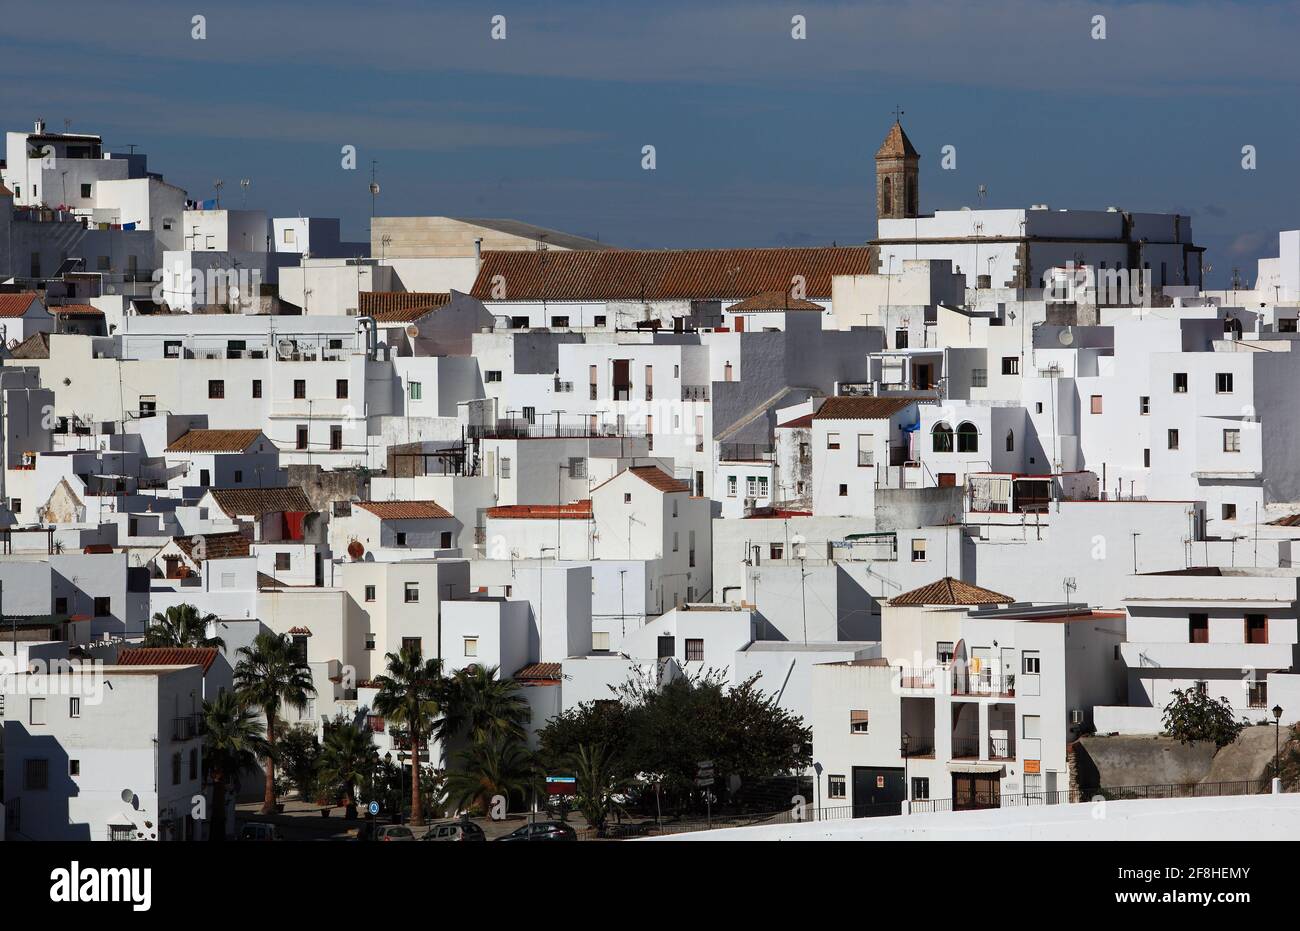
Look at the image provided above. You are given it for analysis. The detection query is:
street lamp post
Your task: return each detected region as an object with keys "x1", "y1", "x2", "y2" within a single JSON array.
[
  {"x1": 1273, "y1": 705, "x2": 1284, "y2": 792},
  {"x1": 901, "y1": 733, "x2": 911, "y2": 814}
]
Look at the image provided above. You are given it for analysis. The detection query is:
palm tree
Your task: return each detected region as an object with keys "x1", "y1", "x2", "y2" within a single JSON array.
[
  {"x1": 201, "y1": 692, "x2": 267, "y2": 841},
  {"x1": 372, "y1": 645, "x2": 444, "y2": 827},
  {"x1": 444, "y1": 736, "x2": 539, "y2": 815},
  {"x1": 440, "y1": 664, "x2": 531, "y2": 746},
  {"x1": 570, "y1": 743, "x2": 630, "y2": 836},
  {"x1": 234, "y1": 632, "x2": 316, "y2": 815},
  {"x1": 318, "y1": 721, "x2": 379, "y2": 816},
  {"x1": 145, "y1": 604, "x2": 225, "y2": 649}
]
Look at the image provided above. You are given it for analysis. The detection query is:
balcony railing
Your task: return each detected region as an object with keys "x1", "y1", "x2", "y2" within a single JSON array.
[
  {"x1": 682, "y1": 385, "x2": 710, "y2": 401},
  {"x1": 898, "y1": 667, "x2": 937, "y2": 689},
  {"x1": 953, "y1": 673, "x2": 1015, "y2": 697},
  {"x1": 173, "y1": 714, "x2": 201, "y2": 741},
  {"x1": 951, "y1": 736, "x2": 980, "y2": 759},
  {"x1": 719, "y1": 443, "x2": 774, "y2": 463},
  {"x1": 989, "y1": 736, "x2": 1015, "y2": 760}
]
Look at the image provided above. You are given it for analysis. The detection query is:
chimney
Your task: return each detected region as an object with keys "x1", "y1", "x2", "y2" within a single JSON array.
[{"x1": 34, "y1": 118, "x2": 45, "y2": 134}]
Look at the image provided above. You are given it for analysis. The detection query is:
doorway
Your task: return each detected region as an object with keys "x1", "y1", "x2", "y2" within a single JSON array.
[
  {"x1": 952, "y1": 773, "x2": 1000, "y2": 811},
  {"x1": 852, "y1": 766, "x2": 905, "y2": 818}
]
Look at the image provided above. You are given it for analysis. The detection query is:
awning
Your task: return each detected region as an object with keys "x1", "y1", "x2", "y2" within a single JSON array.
[{"x1": 946, "y1": 762, "x2": 1006, "y2": 774}]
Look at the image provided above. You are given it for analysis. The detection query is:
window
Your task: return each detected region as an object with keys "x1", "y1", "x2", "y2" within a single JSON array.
[
  {"x1": 189, "y1": 748, "x2": 199, "y2": 781},
  {"x1": 592, "y1": 631, "x2": 610, "y2": 651},
  {"x1": 1246, "y1": 615, "x2": 1268, "y2": 644},
  {"x1": 1001, "y1": 356, "x2": 1019, "y2": 376},
  {"x1": 839, "y1": 483, "x2": 848, "y2": 497},
  {"x1": 623, "y1": 493, "x2": 632, "y2": 503},
  {"x1": 70, "y1": 760, "x2": 80, "y2": 777},
  {"x1": 1189, "y1": 613, "x2": 1209, "y2": 643},
  {"x1": 172, "y1": 752, "x2": 182, "y2": 785},
  {"x1": 1090, "y1": 395, "x2": 1103, "y2": 414},
  {"x1": 1222, "y1": 503, "x2": 1237, "y2": 521},
  {"x1": 464, "y1": 637, "x2": 478, "y2": 657},
  {"x1": 404, "y1": 582, "x2": 419, "y2": 603},
  {"x1": 70, "y1": 697, "x2": 81, "y2": 718},
  {"x1": 94, "y1": 596, "x2": 110, "y2": 617},
  {"x1": 80, "y1": 182, "x2": 93, "y2": 199},
  {"x1": 1167, "y1": 429, "x2": 1180, "y2": 450},
  {"x1": 275, "y1": 552, "x2": 291, "y2": 571},
  {"x1": 911, "y1": 777, "x2": 930, "y2": 800},
  {"x1": 1280, "y1": 318, "x2": 1298, "y2": 333},
  {"x1": 850, "y1": 710, "x2": 870, "y2": 734},
  {"x1": 522, "y1": 406, "x2": 536, "y2": 425},
  {"x1": 1216, "y1": 372, "x2": 1233, "y2": 394},
  {"x1": 932, "y1": 423, "x2": 953, "y2": 452},
  {"x1": 208, "y1": 379, "x2": 225, "y2": 399},
  {"x1": 1223, "y1": 429, "x2": 1240, "y2": 452},
  {"x1": 827, "y1": 431, "x2": 841, "y2": 450},
  {"x1": 336, "y1": 379, "x2": 349, "y2": 399},
  {"x1": 364, "y1": 585, "x2": 376, "y2": 602},
  {"x1": 24, "y1": 758, "x2": 48, "y2": 790},
  {"x1": 551, "y1": 316, "x2": 569, "y2": 328},
  {"x1": 594, "y1": 315, "x2": 607, "y2": 328},
  {"x1": 296, "y1": 425, "x2": 308, "y2": 450},
  {"x1": 911, "y1": 539, "x2": 926, "y2": 562},
  {"x1": 330, "y1": 425, "x2": 343, "y2": 450},
  {"x1": 234, "y1": 470, "x2": 243, "y2": 484},
  {"x1": 1034, "y1": 401, "x2": 1044, "y2": 414},
  {"x1": 54, "y1": 597, "x2": 67, "y2": 615},
  {"x1": 1143, "y1": 448, "x2": 1151, "y2": 467},
  {"x1": 770, "y1": 544, "x2": 784, "y2": 560},
  {"x1": 409, "y1": 381, "x2": 422, "y2": 400},
  {"x1": 1139, "y1": 396, "x2": 1150, "y2": 415},
  {"x1": 365, "y1": 633, "x2": 376, "y2": 651},
  {"x1": 293, "y1": 379, "x2": 306, "y2": 399},
  {"x1": 895, "y1": 328, "x2": 909, "y2": 349},
  {"x1": 1005, "y1": 429, "x2": 1014, "y2": 452},
  {"x1": 971, "y1": 368, "x2": 987, "y2": 388},
  {"x1": 10, "y1": 498, "x2": 20, "y2": 514},
  {"x1": 500, "y1": 458, "x2": 511, "y2": 479},
  {"x1": 685, "y1": 638, "x2": 704, "y2": 662},
  {"x1": 569, "y1": 457, "x2": 587, "y2": 479},
  {"x1": 402, "y1": 637, "x2": 421, "y2": 654},
  {"x1": 726, "y1": 476, "x2": 737, "y2": 497},
  {"x1": 857, "y1": 434, "x2": 875, "y2": 467},
  {"x1": 1022, "y1": 651, "x2": 1041, "y2": 675},
  {"x1": 1173, "y1": 372, "x2": 1188, "y2": 393},
  {"x1": 396, "y1": 532, "x2": 408, "y2": 547},
  {"x1": 441, "y1": 531, "x2": 453, "y2": 548},
  {"x1": 29, "y1": 698, "x2": 46, "y2": 725},
  {"x1": 937, "y1": 642, "x2": 954, "y2": 664},
  {"x1": 956, "y1": 422, "x2": 978, "y2": 453},
  {"x1": 673, "y1": 532, "x2": 679, "y2": 553},
  {"x1": 485, "y1": 371, "x2": 502, "y2": 383},
  {"x1": 828, "y1": 775, "x2": 847, "y2": 799},
  {"x1": 252, "y1": 379, "x2": 262, "y2": 398},
  {"x1": 1022, "y1": 715, "x2": 1041, "y2": 740}
]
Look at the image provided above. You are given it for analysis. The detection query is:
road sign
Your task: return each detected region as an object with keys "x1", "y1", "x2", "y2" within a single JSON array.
[
  {"x1": 368, "y1": 801, "x2": 380, "y2": 816},
  {"x1": 546, "y1": 775, "x2": 577, "y2": 796},
  {"x1": 695, "y1": 776, "x2": 714, "y2": 787}
]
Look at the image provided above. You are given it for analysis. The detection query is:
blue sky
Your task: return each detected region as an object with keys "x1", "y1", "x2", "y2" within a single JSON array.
[{"x1": 3, "y1": 0, "x2": 1296, "y2": 285}]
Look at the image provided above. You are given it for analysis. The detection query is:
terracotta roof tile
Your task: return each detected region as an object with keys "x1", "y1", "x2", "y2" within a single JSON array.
[
  {"x1": 49, "y1": 303, "x2": 103, "y2": 315},
  {"x1": 353, "y1": 500, "x2": 452, "y2": 520},
  {"x1": 627, "y1": 465, "x2": 691, "y2": 493},
  {"x1": 876, "y1": 121, "x2": 920, "y2": 160},
  {"x1": 166, "y1": 429, "x2": 268, "y2": 453},
  {"x1": 488, "y1": 501, "x2": 592, "y2": 520},
  {"x1": 890, "y1": 577, "x2": 1014, "y2": 607},
  {"x1": 728, "y1": 290, "x2": 825, "y2": 313},
  {"x1": 8, "y1": 331, "x2": 50, "y2": 359},
  {"x1": 0, "y1": 292, "x2": 41, "y2": 318},
  {"x1": 469, "y1": 246, "x2": 876, "y2": 302},
  {"x1": 813, "y1": 396, "x2": 917, "y2": 420},
  {"x1": 287, "y1": 626, "x2": 312, "y2": 636},
  {"x1": 777, "y1": 412, "x2": 815, "y2": 429},
  {"x1": 118, "y1": 647, "x2": 219, "y2": 672},
  {"x1": 209, "y1": 486, "x2": 311, "y2": 518},
  {"x1": 1267, "y1": 514, "x2": 1300, "y2": 528},
  {"x1": 173, "y1": 531, "x2": 251, "y2": 563},
  {"x1": 360, "y1": 291, "x2": 452, "y2": 321},
  {"x1": 514, "y1": 662, "x2": 562, "y2": 681}
]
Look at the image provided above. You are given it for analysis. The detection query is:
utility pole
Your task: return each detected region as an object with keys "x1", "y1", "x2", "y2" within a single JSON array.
[
  {"x1": 619, "y1": 569, "x2": 627, "y2": 638},
  {"x1": 799, "y1": 555, "x2": 808, "y2": 646}
]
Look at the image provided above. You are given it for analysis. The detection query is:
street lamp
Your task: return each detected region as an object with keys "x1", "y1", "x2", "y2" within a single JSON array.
[
  {"x1": 1273, "y1": 705, "x2": 1284, "y2": 790},
  {"x1": 901, "y1": 733, "x2": 911, "y2": 812}
]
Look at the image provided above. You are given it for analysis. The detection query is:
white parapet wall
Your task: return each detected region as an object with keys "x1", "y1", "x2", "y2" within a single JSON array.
[{"x1": 650, "y1": 792, "x2": 1300, "y2": 842}]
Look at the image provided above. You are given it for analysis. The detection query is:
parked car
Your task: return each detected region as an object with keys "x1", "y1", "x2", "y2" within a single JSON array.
[
  {"x1": 238, "y1": 822, "x2": 282, "y2": 841},
  {"x1": 421, "y1": 820, "x2": 487, "y2": 842},
  {"x1": 495, "y1": 821, "x2": 577, "y2": 842},
  {"x1": 374, "y1": 825, "x2": 417, "y2": 842}
]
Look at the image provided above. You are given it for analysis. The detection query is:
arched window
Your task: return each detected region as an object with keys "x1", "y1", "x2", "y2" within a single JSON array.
[
  {"x1": 881, "y1": 176, "x2": 893, "y2": 214},
  {"x1": 957, "y1": 422, "x2": 979, "y2": 453},
  {"x1": 1005, "y1": 429, "x2": 1014, "y2": 452},
  {"x1": 932, "y1": 422, "x2": 953, "y2": 453}
]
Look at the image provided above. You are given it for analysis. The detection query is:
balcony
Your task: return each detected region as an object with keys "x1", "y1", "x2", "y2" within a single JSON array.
[
  {"x1": 719, "y1": 443, "x2": 774, "y2": 463},
  {"x1": 173, "y1": 714, "x2": 201, "y2": 741},
  {"x1": 898, "y1": 667, "x2": 937, "y2": 690},
  {"x1": 682, "y1": 385, "x2": 710, "y2": 401},
  {"x1": 951, "y1": 736, "x2": 981, "y2": 760},
  {"x1": 953, "y1": 673, "x2": 1015, "y2": 698}
]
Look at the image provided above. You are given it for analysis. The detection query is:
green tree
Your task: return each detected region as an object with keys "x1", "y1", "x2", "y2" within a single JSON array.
[
  {"x1": 372, "y1": 645, "x2": 443, "y2": 827},
  {"x1": 440, "y1": 663, "x2": 531, "y2": 745},
  {"x1": 444, "y1": 736, "x2": 539, "y2": 815},
  {"x1": 145, "y1": 604, "x2": 225, "y2": 649},
  {"x1": 201, "y1": 692, "x2": 267, "y2": 841},
  {"x1": 1162, "y1": 687, "x2": 1247, "y2": 748},
  {"x1": 277, "y1": 724, "x2": 322, "y2": 801},
  {"x1": 318, "y1": 721, "x2": 379, "y2": 815},
  {"x1": 234, "y1": 631, "x2": 317, "y2": 815},
  {"x1": 570, "y1": 743, "x2": 630, "y2": 835},
  {"x1": 538, "y1": 698, "x2": 631, "y2": 777}
]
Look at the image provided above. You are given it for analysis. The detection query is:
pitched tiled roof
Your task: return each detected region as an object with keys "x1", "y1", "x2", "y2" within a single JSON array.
[
  {"x1": 876, "y1": 121, "x2": 919, "y2": 160},
  {"x1": 777, "y1": 412, "x2": 815, "y2": 429},
  {"x1": 0, "y1": 183, "x2": 12, "y2": 198},
  {"x1": 469, "y1": 246, "x2": 876, "y2": 302},
  {"x1": 209, "y1": 486, "x2": 311, "y2": 518},
  {"x1": 287, "y1": 626, "x2": 312, "y2": 636},
  {"x1": 1268, "y1": 514, "x2": 1300, "y2": 527},
  {"x1": 8, "y1": 331, "x2": 50, "y2": 359},
  {"x1": 359, "y1": 291, "x2": 452, "y2": 322},
  {"x1": 488, "y1": 501, "x2": 593, "y2": 520},
  {"x1": 812, "y1": 397, "x2": 917, "y2": 420},
  {"x1": 173, "y1": 531, "x2": 251, "y2": 563},
  {"x1": 353, "y1": 500, "x2": 453, "y2": 520},
  {"x1": 514, "y1": 662, "x2": 562, "y2": 682},
  {"x1": 728, "y1": 290, "x2": 825, "y2": 313},
  {"x1": 49, "y1": 303, "x2": 103, "y2": 315},
  {"x1": 166, "y1": 429, "x2": 267, "y2": 453},
  {"x1": 890, "y1": 577, "x2": 1014, "y2": 607},
  {"x1": 627, "y1": 465, "x2": 691, "y2": 493},
  {"x1": 118, "y1": 647, "x2": 220, "y2": 672},
  {"x1": 0, "y1": 292, "x2": 41, "y2": 318}
]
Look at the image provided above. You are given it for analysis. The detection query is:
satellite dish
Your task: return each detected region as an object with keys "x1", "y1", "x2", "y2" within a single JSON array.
[
  {"x1": 347, "y1": 540, "x2": 365, "y2": 561},
  {"x1": 405, "y1": 324, "x2": 420, "y2": 339},
  {"x1": 1058, "y1": 328, "x2": 1075, "y2": 346},
  {"x1": 276, "y1": 338, "x2": 297, "y2": 359},
  {"x1": 120, "y1": 788, "x2": 134, "y2": 804}
]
